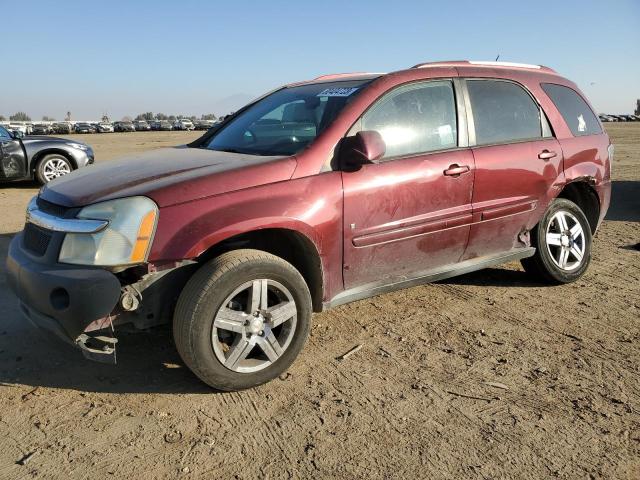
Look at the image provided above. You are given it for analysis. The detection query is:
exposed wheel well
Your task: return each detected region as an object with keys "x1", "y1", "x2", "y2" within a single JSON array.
[
  {"x1": 197, "y1": 229, "x2": 324, "y2": 312},
  {"x1": 558, "y1": 181, "x2": 600, "y2": 233},
  {"x1": 31, "y1": 149, "x2": 77, "y2": 174}
]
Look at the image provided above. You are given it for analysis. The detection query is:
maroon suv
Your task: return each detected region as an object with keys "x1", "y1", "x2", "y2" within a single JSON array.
[{"x1": 6, "y1": 61, "x2": 611, "y2": 391}]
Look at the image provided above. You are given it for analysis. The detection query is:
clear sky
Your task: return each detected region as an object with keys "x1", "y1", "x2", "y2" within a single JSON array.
[{"x1": 3, "y1": 0, "x2": 638, "y2": 121}]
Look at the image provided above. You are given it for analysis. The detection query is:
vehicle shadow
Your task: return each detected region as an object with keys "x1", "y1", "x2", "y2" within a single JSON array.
[
  {"x1": 438, "y1": 266, "x2": 547, "y2": 288},
  {"x1": 606, "y1": 180, "x2": 640, "y2": 222},
  {"x1": 0, "y1": 180, "x2": 39, "y2": 189},
  {"x1": 0, "y1": 232, "x2": 213, "y2": 394}
]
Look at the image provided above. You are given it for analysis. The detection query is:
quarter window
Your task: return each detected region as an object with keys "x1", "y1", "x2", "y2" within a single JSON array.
[
  {"x1": 360, "y1": 81, "x2": 457, "y2": 160},
  {"x1": 541, "y1": 83, "x2": 601, "y2": 136},
  {"x1": 467, "y1": 80, "x2": 542, "y2": 145}
]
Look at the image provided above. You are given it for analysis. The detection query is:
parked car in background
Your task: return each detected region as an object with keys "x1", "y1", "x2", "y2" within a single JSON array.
[
  {"x1": 150, "y1": 121, "x2": 161, "y2": 131},
  {"x1": 74, "y1": 122, "x2": 95, "y2": 134},
  {"x1": 53, "y1": 123, "x2": 73, "y2": 134},
  {"x1": 173, "y1": 119, "x2": 195, "y2": 131},
  {"x1": 194, "y1": 120, "x2": 215, "y2": 130},
  {"x1": 8, "y1": 124, "x2": 29, "y2": 136},
  {"x1": 4, "y1": 61, "x2": 612, "y2": 391},
  {"x1": 158, "y1": 120, "x2": 173, "y2": 131},
  {"x1": 31, "y1": 124, "x2": 53, "y2": 135},
  {"x1": 95, "y1": 122, "x2": 114, "y2": 133},
  {"x1": 599, "y1": 114, "x2": 610, "y2": 122},
  {"x1": 114, "y1": 121, "x2": 135, "y2": 132},
  {"x1": 134, "y1": 120, "x2": 151, "y2": 131},
  {"x1": 0, "y1": 125, "x2": 93, "y2": 184}
]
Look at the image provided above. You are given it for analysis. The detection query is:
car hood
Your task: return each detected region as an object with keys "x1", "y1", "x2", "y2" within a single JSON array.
[
  {"x1": 23, "y1": 135, "x2": 68, "y2": 143},
  {"x1": 40, "y1": 147, "x2": 295, "y2": 208}
]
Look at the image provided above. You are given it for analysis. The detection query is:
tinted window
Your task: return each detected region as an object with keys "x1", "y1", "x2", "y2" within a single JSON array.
[
  {"x1": 205, "y1": 80, "x2": 368, "y2": 156},
  {"x1": 360, "y1": 81, "x2": 457, "y2": 160},
  {"x1": 0, "y1": 126, "x2": 11, "y2": 140},
  {"x1": 541, "y1": 83, "x2": 601, "y2": 136},
  {"x1": 467, "y1": 80, "x2": 542, "y2": 145}
]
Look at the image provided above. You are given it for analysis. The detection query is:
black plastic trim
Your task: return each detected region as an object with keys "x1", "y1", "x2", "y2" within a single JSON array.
[{"x1": 324, "y1": 248, "x2": 535, "y2": 309}]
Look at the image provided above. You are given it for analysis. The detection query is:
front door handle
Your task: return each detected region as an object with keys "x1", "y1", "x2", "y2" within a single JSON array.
[
  {"x1": 443, "y1": 164, "x2": 470, "y2": 177},
  {"x1": 538, "y1": 150, "x2": 557, "y2": 160}
]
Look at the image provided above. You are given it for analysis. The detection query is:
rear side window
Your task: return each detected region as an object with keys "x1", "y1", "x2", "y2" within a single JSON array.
[
  {"x1": 360, "y1": 80, "x2": 457, "y2": 160},
  {"x1": 541, "y1": 83, "x2": 602, "y2": 136},
  {"x1": 467, "y1": 80, "x2": 542, "y2": 145}
]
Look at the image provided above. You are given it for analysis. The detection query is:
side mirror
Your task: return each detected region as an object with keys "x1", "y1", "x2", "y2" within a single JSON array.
[
  {"x1": 339, "y1": 130, "x2": 386, "y2": 171},
  {"x1": 11, "y1": 130, "x2": 24, "y2": 140}
]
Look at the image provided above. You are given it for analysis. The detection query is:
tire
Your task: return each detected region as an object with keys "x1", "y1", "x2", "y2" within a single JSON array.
[
  {"x1": 173, "y1": 249, "x2": 312, "y2": 391},
  {"x1": 36, "y1": 154, "x2": 73, "y2": 185},
  {"x1": 521, "y1": 198, "x2": 592, "y2": 284}
]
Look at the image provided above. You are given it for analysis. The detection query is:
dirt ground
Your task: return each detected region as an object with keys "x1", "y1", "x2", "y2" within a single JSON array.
[{"x1": 0, "y1": 125, "x2": 638, "y2": 479}]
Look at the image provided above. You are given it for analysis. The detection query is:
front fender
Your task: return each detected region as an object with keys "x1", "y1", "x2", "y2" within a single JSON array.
[{"x1": 148, "y1": 172, "x2": 345, "y2": 301}]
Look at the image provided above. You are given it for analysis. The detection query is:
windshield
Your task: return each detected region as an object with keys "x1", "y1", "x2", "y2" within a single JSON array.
[{"x1": 203, "y1": 80, "x2": 369, "y2": 156}]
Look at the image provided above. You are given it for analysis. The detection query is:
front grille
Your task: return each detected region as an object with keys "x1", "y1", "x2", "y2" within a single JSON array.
[
  {"x1": 23, "y1": 223, "x2": 52, "y2": 256},
  {"x1": 36, "y1": 197, "x2": 69, "y2": 217}
]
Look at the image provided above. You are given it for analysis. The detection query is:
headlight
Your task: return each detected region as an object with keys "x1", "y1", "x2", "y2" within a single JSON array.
[
  {"x1": 59, "y1": 196, "x2": 158, "y2": 267},
  {"x1": 66, "y1": 142, "x2": 89, "y2": 151}
]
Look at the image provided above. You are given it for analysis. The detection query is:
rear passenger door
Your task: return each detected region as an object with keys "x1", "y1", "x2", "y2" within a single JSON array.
[
  {"x1": 342, "y1": 80, "x2": 475, "y2": 288},
  {"x1": 461, "y1": 79, "x2": 563, "y2": 260}
]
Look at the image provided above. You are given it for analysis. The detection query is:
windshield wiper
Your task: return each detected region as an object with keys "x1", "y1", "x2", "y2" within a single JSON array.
[{"x1": 213, "y1": 147, "x2": 246, "y2": 154}]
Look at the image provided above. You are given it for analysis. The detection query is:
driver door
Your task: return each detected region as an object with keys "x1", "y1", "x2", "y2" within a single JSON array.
[
  {"x1": 341, "y1": 80, "x2": 474, "y2": 289},
  {"x1": 0, "y1": 127, "x2": 27, "y2": 180}
]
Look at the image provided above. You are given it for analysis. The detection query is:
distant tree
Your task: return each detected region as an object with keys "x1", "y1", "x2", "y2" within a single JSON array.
[
  {"x1": 10, "y1": 112, "x2": 31, "y2": 121},
  {"x1": 156, "y1": 113, "x2": 168, "y2": 120},
  {"x1": 168, "y1": 115, "x2": 176, "y2": 121},
  {"x1": 135, "y1": 112, "x2": 154, "y2": 121},
  {"x1": 101, "y1": 114, "x2": 110, "y2": 123},
  {"x1": 189, "y1": 115, "x2": 197, "y2": 121},
  {"x1": 42, "y1": 115, "x2": 55, "y2": 121},
  {"x1": 201, "y1": 113, "x2": 217, "y2": 121},
  {"x1": 122, "y1": 116, "x2": 133, "y2": 122},
  {"x1": 65, "y1": 111, "x2": 72, "y2": 121},
  {"x1": 0, "y1": 115, "x2": 6, "y2": 121}
]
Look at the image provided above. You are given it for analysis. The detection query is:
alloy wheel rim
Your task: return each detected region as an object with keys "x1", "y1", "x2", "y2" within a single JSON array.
[
  {"x1": 545, "y1": 210, "x2": 586, "y2": 271},
  {"x1": 42, "y1": 158, "x2": 71, "y2": 181},
  {"x1": 211, "y1": 279, "x2": 297, "y2": 373}
]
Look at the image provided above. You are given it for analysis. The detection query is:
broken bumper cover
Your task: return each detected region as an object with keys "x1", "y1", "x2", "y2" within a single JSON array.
[{"x1": 6, "y1": 233, "x2": 121, "y2": 361}]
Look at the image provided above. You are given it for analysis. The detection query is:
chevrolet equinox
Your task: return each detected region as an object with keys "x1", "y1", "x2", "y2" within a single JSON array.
[{"x1": 6, "y1": 61, "x2": 612, "y2": 391}]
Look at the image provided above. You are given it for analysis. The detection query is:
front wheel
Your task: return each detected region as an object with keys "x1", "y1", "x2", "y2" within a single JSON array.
[
  {"x1": 173, "y1": 249, "x2": 312, "y2": 391},
  {"x1": 521, "y1": 198, "x2": 592, "y2": 284},
  {"x1": 36, "y1": 154, "x2": 73, "y2": 184}
]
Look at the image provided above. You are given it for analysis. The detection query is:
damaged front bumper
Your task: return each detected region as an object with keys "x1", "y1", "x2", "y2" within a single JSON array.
[{"x1": 6, "y1": 233, "x2": 122, "y2": 363}]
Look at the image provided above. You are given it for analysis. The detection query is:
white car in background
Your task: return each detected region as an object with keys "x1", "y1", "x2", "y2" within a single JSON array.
[
  {"x1": 173, "y1": 119, "x2": 195, "y2": 131},
  {"x1": 8, "y1": 124, "x2": 30, "y2": 135}
]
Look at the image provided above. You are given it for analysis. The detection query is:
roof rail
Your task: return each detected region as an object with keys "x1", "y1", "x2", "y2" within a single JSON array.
[
  {"x1": 312, "y1": 72, "x2": 385, "y2": 81},
  {"x1": 411, "y1": 60, "x2": 555, "y2": 73}
]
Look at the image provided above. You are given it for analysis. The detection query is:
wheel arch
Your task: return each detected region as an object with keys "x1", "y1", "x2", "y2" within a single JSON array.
[
  {"x1": 195, "y1": 227, "x2": 325, "y2": 312},
  {"x1": 557, "y1": 179, "x2": 600, "y2": 233},
  {"x1": 31, "y1": 148, "x2": 78, "y2": 173}
]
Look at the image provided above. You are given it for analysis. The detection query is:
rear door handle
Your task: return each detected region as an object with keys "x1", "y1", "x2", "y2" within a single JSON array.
[
  {"x1": 538, "y1": 150, "x2": 557, "y2": 160},
  {"x1": 443, "y1": 164, "x2": 470, "y2": 177}
]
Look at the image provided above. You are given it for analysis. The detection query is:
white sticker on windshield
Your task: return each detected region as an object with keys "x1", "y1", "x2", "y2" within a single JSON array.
[{"x1": 317, "y1": 87, "x2": 359, "y2": 97}]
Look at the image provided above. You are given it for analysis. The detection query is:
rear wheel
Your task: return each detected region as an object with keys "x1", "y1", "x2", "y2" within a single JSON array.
[
  {"x1": 173, "y1": 249, "x2": 312, "y2": 391},
  {"x1": 36, "y1": 154, "x2": 73, "y2": 184},
  {"x1": 521, "y1": 198, "x2": 592, "y2": 284}
]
